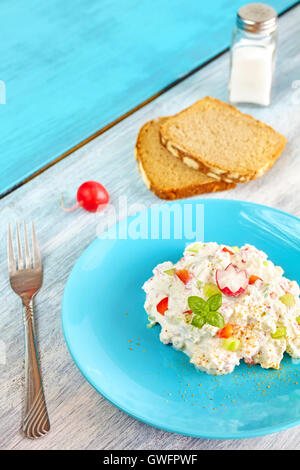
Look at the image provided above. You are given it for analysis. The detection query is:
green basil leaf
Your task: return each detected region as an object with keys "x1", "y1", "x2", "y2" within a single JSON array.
[
  {"x1": 206, "y1": 311, "x2": 225, "y2": 329},
  {"x1": 188, "y1": 296, "x2": 209, "y2": 316},
  {"x1": 191, "y1": 315, "x2": 206, "y2": 329},
  {"x1": 207, "y1": 293, "x2": 222, "y2": 311}
]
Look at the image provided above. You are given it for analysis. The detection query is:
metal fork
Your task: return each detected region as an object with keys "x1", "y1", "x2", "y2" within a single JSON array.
[{"x1": 7, "y1": 221, "x2": 50, "y2": 439}]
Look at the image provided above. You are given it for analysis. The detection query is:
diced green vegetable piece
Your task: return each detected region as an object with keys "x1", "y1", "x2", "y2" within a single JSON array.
[
  {"x1": 231, "y1": 246, "x2": 240, "y2": 252},
  {"x1": 191, "y1": 315, "x2": 206, "y2": 329},
  {"x1": 207, "y1": 293, "x2": 222, "y2": 311},
  {"x1": 164, "y1": 268, "x2": 175, "y2": 276},
  {"x1": 279, "y1": 293, "x2": 295, "y2": 307},
  {"x1": 222, "y1": 337, "x2": 240, "y2": 351},
  {"x1": 206, "y1": 311, "x2": 225, "y2": 329},
  {"x1": 296, "y1": 317, "x2": 300, "y2": 325},
  {"x1": 188, "y1": 296, "x2": 209, "y2": 316},
  {"x1": 271, "y1": 327, "x2": 286, "y2": 339},
  {"x1": 196, "y1": 280, "x2": 203, "y2": 289},
  {"x1": 263, "y1": 261, "x2": 268, "y2": 267},
  {"x1": 203, "y1": 283, "x2": 220, "y2": 298},
  {"x1": 186, "y1": 243, "x2": 202, "y2": 253},
  {"x1": 147, "y1": 315, "x2": 156, "y2": 327}
]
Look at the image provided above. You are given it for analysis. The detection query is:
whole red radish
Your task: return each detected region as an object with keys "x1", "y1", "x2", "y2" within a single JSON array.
[{"x1": 61, "y1": 181, "x2": 109, "y2": 213}]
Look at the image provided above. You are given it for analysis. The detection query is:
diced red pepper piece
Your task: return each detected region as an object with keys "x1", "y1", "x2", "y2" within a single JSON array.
[
  {"x1": 244, "y1": 358, "x2": 256, "y2": 365},
  {"x1": 222, "y1": 247, "x2": 234, "y2": 255},
  {"x1": 175, "y1": 269, "x2": 191, "y2": 285},
  {"x1": 249, "y1": 275, "x2": 262, "y2": 285},
  {"x1": 156, "y1": 297, "x2": 168, "y2": 315},
  {"x1": 217, "y1": 323, "x2": 234, "y2": 338}
]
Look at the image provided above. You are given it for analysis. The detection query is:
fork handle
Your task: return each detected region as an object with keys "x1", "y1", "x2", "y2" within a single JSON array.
[{"x1": 23, "y1": 299, "x2": 50, "y2": 439}]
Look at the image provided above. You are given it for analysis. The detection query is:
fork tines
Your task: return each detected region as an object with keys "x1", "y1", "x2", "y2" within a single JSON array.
[{"x1": 8, "y1": 222, "x2": 41, "y2": 272}]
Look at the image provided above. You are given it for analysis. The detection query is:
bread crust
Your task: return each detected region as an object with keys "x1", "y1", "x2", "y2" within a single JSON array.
[
  {"x1": 135, "y1": 119, "x2": 235, "y2": 200},
  {"x1": 159, "y1": 97, "x2": 287, "y2": 183}
]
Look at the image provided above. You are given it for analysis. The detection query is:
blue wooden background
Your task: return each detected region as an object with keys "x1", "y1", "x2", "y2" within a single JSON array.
[{"x1": 0, "y1": 0, "x2": 297, "y2": 195}]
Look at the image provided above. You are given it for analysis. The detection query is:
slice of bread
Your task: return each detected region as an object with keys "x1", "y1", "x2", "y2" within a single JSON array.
[
  {"x1": 159, "y1": 97, "x2": 287, "y2": 183},
  {"x1": 135, "y1": 118, "x2": 236, "y2": 200}
]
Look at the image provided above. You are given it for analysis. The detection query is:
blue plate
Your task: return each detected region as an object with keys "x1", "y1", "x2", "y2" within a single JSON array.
[{"x1": 62, "y1": 199, "x2": 300, "y2": 439}]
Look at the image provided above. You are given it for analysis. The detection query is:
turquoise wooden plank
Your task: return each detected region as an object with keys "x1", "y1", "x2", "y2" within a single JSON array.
[
  {"x1": 0, "y1": 5, "x2": 300, "y2": 449},
  {"x1": 0, "y1": 0, "x2": 297, "y2": 195}
]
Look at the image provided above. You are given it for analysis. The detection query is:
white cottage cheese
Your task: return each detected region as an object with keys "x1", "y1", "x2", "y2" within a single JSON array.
[{"x1": 143, "y1": 242, "x2": 300, "y2": 375}]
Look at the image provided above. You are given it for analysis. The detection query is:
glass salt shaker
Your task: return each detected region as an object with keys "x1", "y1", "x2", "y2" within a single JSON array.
[{"x1": 229, "y1": 3, "x2": 278, "y2": 106}]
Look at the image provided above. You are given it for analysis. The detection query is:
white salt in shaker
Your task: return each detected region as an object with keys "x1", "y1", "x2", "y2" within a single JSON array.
[{"x1": 229, "y1": 3, "x2": 278, "y2": 106}]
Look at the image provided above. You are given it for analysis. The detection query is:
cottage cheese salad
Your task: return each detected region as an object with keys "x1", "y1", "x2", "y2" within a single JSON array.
[{"x1": 143, "y1": 242, "x2": 300, "y2": 375}]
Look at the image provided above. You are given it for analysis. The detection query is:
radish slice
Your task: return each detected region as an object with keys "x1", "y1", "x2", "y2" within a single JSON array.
[{"x1": 216, "y1": 264, "x2": 249, "y2": 297}]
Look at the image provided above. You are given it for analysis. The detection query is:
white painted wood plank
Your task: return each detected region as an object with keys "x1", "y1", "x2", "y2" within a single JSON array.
[{"x1": 0, "y1": 5, "x2": 300, "y2": 450}]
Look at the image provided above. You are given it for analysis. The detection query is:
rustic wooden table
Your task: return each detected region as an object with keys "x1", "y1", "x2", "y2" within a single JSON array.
[{"x1": 0, "y1": 4, "x2": 300, "y2": 450}]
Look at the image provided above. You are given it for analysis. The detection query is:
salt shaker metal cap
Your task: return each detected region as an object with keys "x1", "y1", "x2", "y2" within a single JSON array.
[
  {"x1": 237, "y1": 3, "x2": 278, "y2": 34},
  {"x1": 228, "y1": 3, "x2": 278, "y2": 106}
]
